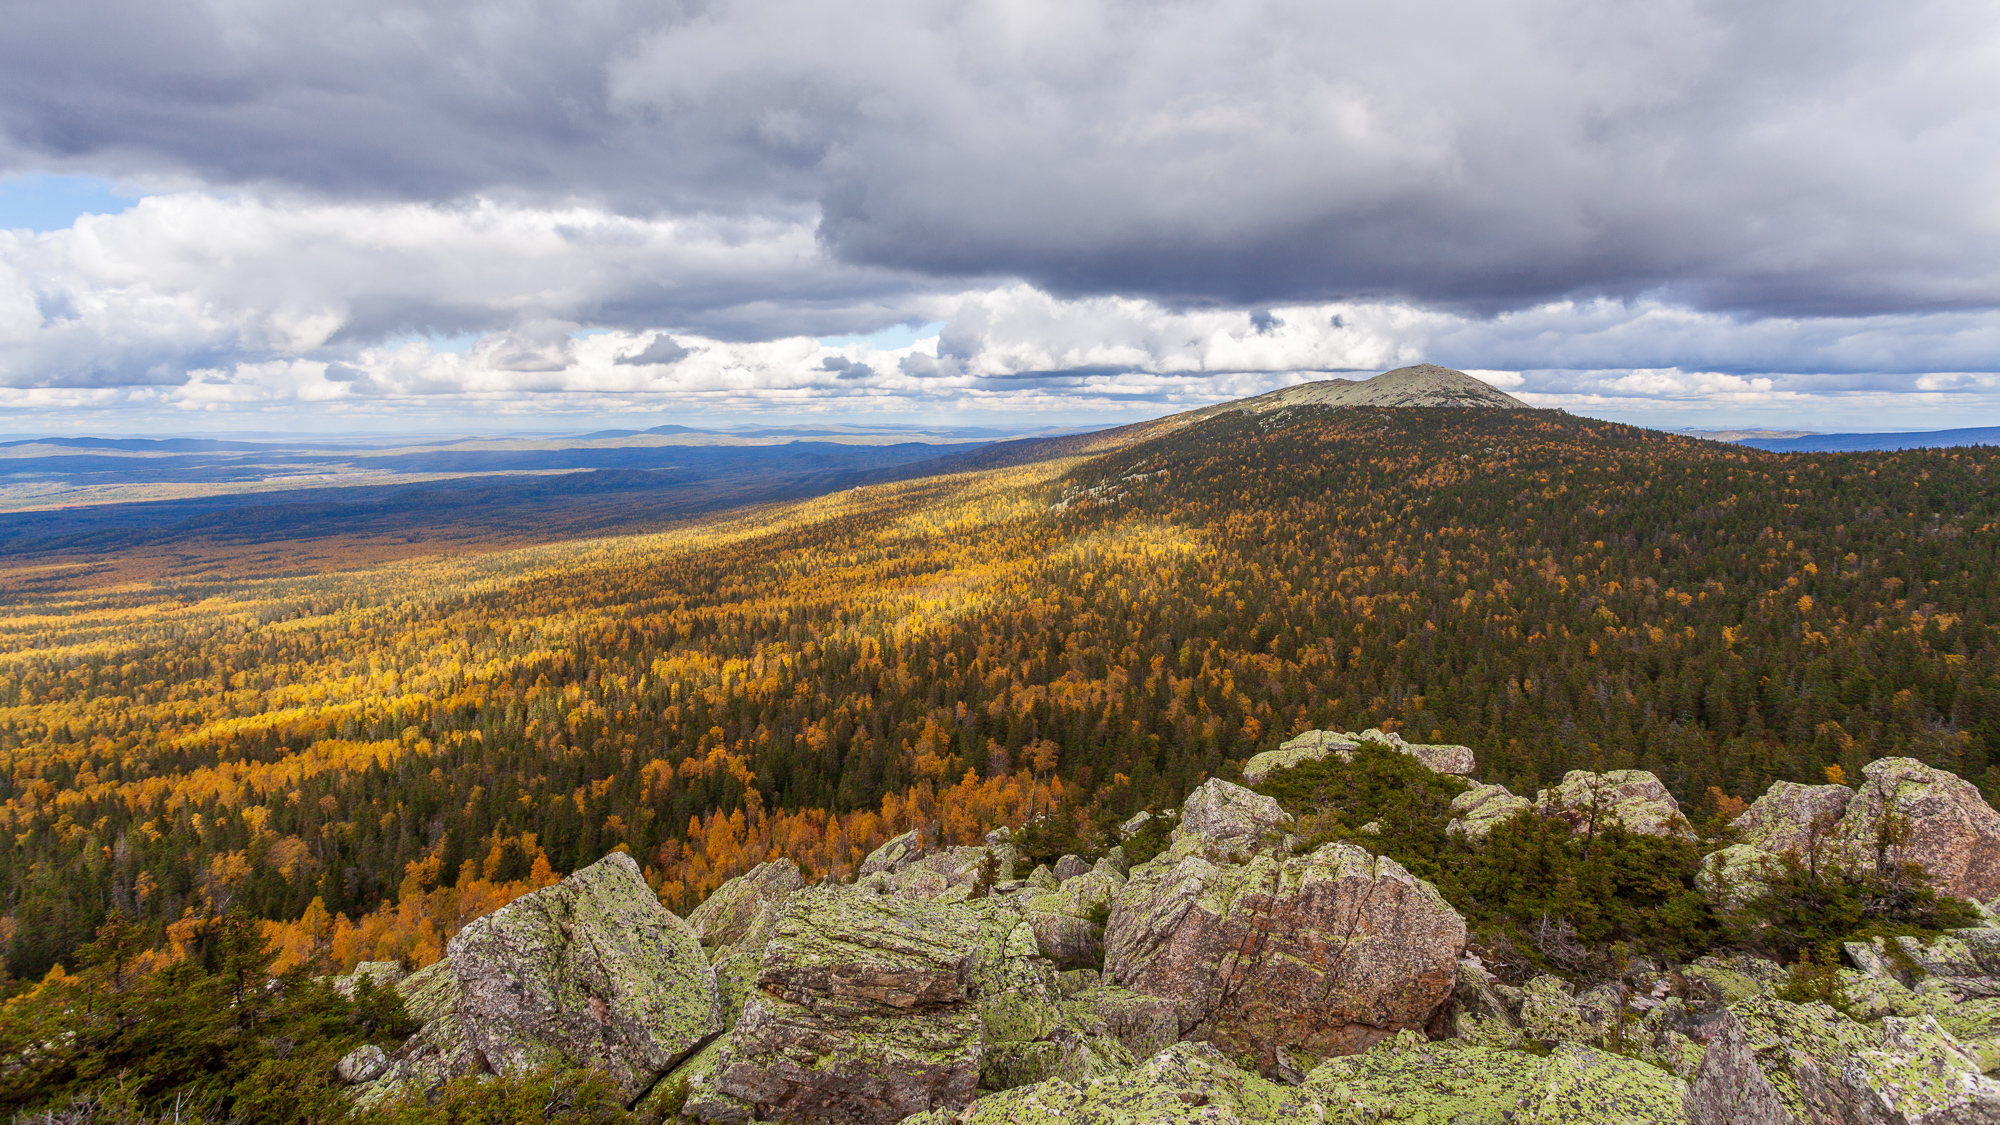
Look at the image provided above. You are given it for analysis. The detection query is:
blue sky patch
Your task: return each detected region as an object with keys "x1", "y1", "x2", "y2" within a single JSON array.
[
  {"x1": 0, "y1": 174, "x2": 141, "y2": 232},
  {"x1": 818, "y1": 321, "x2": 946, "y2": 351}
]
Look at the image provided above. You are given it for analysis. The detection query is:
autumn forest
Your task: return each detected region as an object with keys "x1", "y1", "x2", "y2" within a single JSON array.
[{"x1": 4, "y1": 405, "x2": 1997, "y2": 988}]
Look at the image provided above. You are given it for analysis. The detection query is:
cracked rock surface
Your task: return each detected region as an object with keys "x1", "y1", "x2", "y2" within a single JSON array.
[
  {"x1": 448, "y1": 850, "x2": 721, "y2": 1101},
  {"x1": 1104, "y1": 829, "x2": 1466, "y2": 1077}
]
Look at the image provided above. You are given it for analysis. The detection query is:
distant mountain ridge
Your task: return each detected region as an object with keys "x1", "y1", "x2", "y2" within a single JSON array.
[{"x1": 1738, "y1": 426, "x2": 2000, "y2": 453}]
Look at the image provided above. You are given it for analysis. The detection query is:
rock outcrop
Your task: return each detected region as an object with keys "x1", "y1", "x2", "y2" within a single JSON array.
[
  {"x1": 1020, "y1": 860, "x2": 1124, "y2": 969},
  {"x1": 1241, "y1": 727, "x2": 1475, "y2": 784},
  {"x1": 1834, "y1": 756, "x2": 2000, "y2": 902},
  {"x1": 686, "y1": 858, "x2": 804, "y2": 959},
  {"x1": 331, "y1": 960, "x2": 406, "y2": 997},
  {"x1": 899, "y1": 1041, "x2": 1322, "y2": 1125},
  {"x1": 1536, "y1": 769, "x2": 1696, "y2": 840},
  {"x1": 1685, "y1": 995, "x2": 2000, "y2": 1125},
  {"x1": 692, "y1": 888, "x2": 989, "y2": 1123},
  {"x1": 1697, "y1": 843, "x2": 1775, "y2": 912},
  {"x1": 1105, "y1": 832, "x2": 1466, "y2": 1076},
  {"x1": 1733, "y1": 781, "x2": 1852, "y2": 858},
  {"x1": 449, "y1": 851, "x2": 722, "y2": 1101},
  {"x1": 1448, "y1": 781, "x2": 1532, "y2": 839},
  {"x1": 1173, "y1": 778, "x2": 1293, "y2": 858},
  {"x1": 1308, "y1": 1031, "x2": 1691, "y2": 1124}
]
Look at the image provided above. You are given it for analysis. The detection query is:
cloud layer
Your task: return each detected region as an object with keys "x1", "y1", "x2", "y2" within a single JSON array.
[{"x1": 2, "y1": 1, "x2": 1999, "y2": 429}]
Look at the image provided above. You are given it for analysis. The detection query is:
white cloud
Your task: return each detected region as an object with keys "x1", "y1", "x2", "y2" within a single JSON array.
[{"x1": 3, "y1": 199, "x2": 2000, "y2": 431}]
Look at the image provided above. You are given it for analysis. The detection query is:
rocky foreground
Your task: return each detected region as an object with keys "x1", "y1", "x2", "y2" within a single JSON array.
[{"x1": 333, "y1": 739, "x2": 2000, "y2": 1123}]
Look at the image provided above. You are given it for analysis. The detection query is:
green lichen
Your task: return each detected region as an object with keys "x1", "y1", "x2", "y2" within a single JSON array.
[{"x1": 907, "y1": 1041, "x2": 1320, "y2": 1125}]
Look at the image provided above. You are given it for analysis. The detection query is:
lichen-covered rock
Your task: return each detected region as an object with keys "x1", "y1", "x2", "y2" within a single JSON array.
[
  {"x1": 1847, "y1": 1015, "x2": 2000, "y2": 1123},
  {"x1": 1536, "y1": 769, "x2": 1696, "y2": 839},
  {"x1": 1241, "y1": 729, "x2": 1362, "y2": 784},
  {"x1": 693, "y1": 888, "x2": 989, "y2": 1123},
  {"x1": 1517, "y1": 974, "x2": 1612, "y2": 1047},
  {"x1": 1052, "y1": 854, "x2": 1090, "y2": 882},
  {"x1": 1306, "y1": 1030, "x2": 1546, "y2": 1122},
  {"x1": 1835, "y1": 757, "x2": 2000, "y2": 902},
  {"x1": 857, "y1": 829, "x2": 925, "y2": 877},
  {"x1": 1844, "y1": 928, "x2": 2000, "y2": 999},
  {"x1": 346, "y1": 947, "x2": 488, "y2": 1105},
  {"x1": 1698, "y1": 843, "x2": 1776, "y2": 912},
  {"x1": 698, "y1": 994, "x2": 982, "y2": 1123},
  {"x1": 331, "y1": 960, "x2": 406, "y2": 998},
  {"x1": 1448, "y1": 782, "x2": 1532, "y2": 839},
  {"x1": 335, "y1": 1043, "x2": 389, "y2": 1084},
  {"x1": 1021, "y1": 863, "x2": 1124, "y2": 969},
  {"x1": 1425, "y1": 956, "x2": 1520, "y2": 1044},
  {"x1": 1519, "y1": 1042, "x2": 1691, "y2": 1124},
  {"x1": 686, "y1": 858, "x2": 804, "y2": 957},
  {"x1": 1105, "y1": 838, "x2": 1466, "y2": 1076},
  {"x1": 900, "y1": 1041, "x2": 1323, "y2": 1125},
  {"x1": 447, "y1": 852, "x2": 721, "y2": 1102},
  {"x1": 1305, "y1": 1031, "x2": 1690, "y2": 1124},
  {"x1": 1243, "y1": 728, "x2": 1475, "y2": 785},
  {"x1": 1685, "y1": 997, "x2": 1875, "y2": 1125},
  {"x1": 1683, "y1": 952, "x2": 1786, "y2": 1005},
  {"x1": 1734, "y1": 781, "x2": 1853, "y2": 859},
  {"x1": 1059, "y1": 985, "x2": 1181, "y2": 1060},
  {"x1": 1173, "y1": 778, "x2": 1293, "y2": 859}
]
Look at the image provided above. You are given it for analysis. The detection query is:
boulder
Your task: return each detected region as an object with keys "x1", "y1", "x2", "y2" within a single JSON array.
[
  {"x1": 1305, "y1": 1031, "x2": 1690, "y2": 1124},
  {"x1": 1059, "y1": 985, "x2": 1181, "y2": 1060},
  {"x1": 1834, "y1": 757, "x2": 2000, "y2": 902},
  {"x1": 1682, "y1": 952, "x2": 1786, "y2": 1006},
  {"x1": 1173, "y1": 778, "x2": 1293, "y2": 859},
  {"x1": 1242, "y1": 727, "x2": 1475, "y2": 785},
  {"x1": 899, "y1": 1041, "x2": 1322, "y2": 1125},
  {"x1": 1697, "y1": 843, "x2": 1775, "y2": 912},
  {"x1": 448, "y1": 851, "x2": 721, "y2": 1102},
  {"x1": 335, "y1": 1043, "x2": 390, "y2": 1085},
  {"x1": 1851, "y1": 1015, "x2": 2000, "y2": 1124},
  {"x1": 1844, "y1": 928, "x2": 2000, "y2": 999},
  {"x1": 1052, "y1": 854, "x2": 1090, "y2": 882},
  {"x1": 1685, "y1": 996, "x2": 2000, "y2": 1125},
  {"x1": 1448, "y1": 782, "x2": 1532, "y2": 839},
  {"x1": 1425, "y1": 956, "x2": 1520, "y2": 1045},
  {"x1": 1105, "y1": 838, "x2": 1466, "y2": 1076},
  {"x1": 347, "y1": 947, "x2": 491, "y2": 1105},
  {"x1": 686, "y1": 858, "x2": 804, "y2": 957},
  {"x1": 1517, "y1": 974, "x2": 1614, "y2": 1047},
  {"x1": 693, "y1": 888, "x2": 989, "y2": 1123},
  {"x1": 1022, "y1": 863, "x2": 1124, "y2": 969},
  {"x1": 1734, "y1": 781, "x2": 1853, "y2": 859},
  {"x1": 1536, "y1": 769, "x2": 1696, "y2": 840},
  {"x1": 1685, "y1": 997, "x2": 1876, "y2": 1125},
  {"x1": 331, "y1": 960, "x2": 406, "y2": 998},
  {"x1": 857, "y1": 829, "x2": 925, "y2": 877}
]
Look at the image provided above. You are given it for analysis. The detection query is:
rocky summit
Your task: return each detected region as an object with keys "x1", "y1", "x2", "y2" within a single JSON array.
[{"x1": 330, "y1": 758, "x2": 2000, "y2": 1125}]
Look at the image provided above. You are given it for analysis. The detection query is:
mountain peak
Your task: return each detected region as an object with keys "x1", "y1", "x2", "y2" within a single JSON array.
[{"x1": 1213, "y1": 364, "x2": 1529, "y2": 415}]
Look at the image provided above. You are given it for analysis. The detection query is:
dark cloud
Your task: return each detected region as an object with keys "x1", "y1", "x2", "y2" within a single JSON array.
[
  {"x1": 616, "y1": 335, "x2": 692, "y2": 366},
  {"x1": 2, "y1": 0, "x2": 1996, "y2": 327},
  {"x1": 820, "y1": 355, "x2": 874, "y2": 379}
]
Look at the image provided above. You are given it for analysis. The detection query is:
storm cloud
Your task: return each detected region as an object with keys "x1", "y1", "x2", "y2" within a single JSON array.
[{"x1": 1, "y1": 0, "x2": 1997, "y2": 426}]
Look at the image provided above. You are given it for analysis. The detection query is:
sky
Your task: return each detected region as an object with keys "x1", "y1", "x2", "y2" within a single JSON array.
[{"x1": 2, "y1": 0, "x2": 1998, "y2": 435}]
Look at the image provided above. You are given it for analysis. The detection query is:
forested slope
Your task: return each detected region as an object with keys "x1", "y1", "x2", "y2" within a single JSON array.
[{"x1": 3, "y1": 406, "x2": 1997, "y2": 982}]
